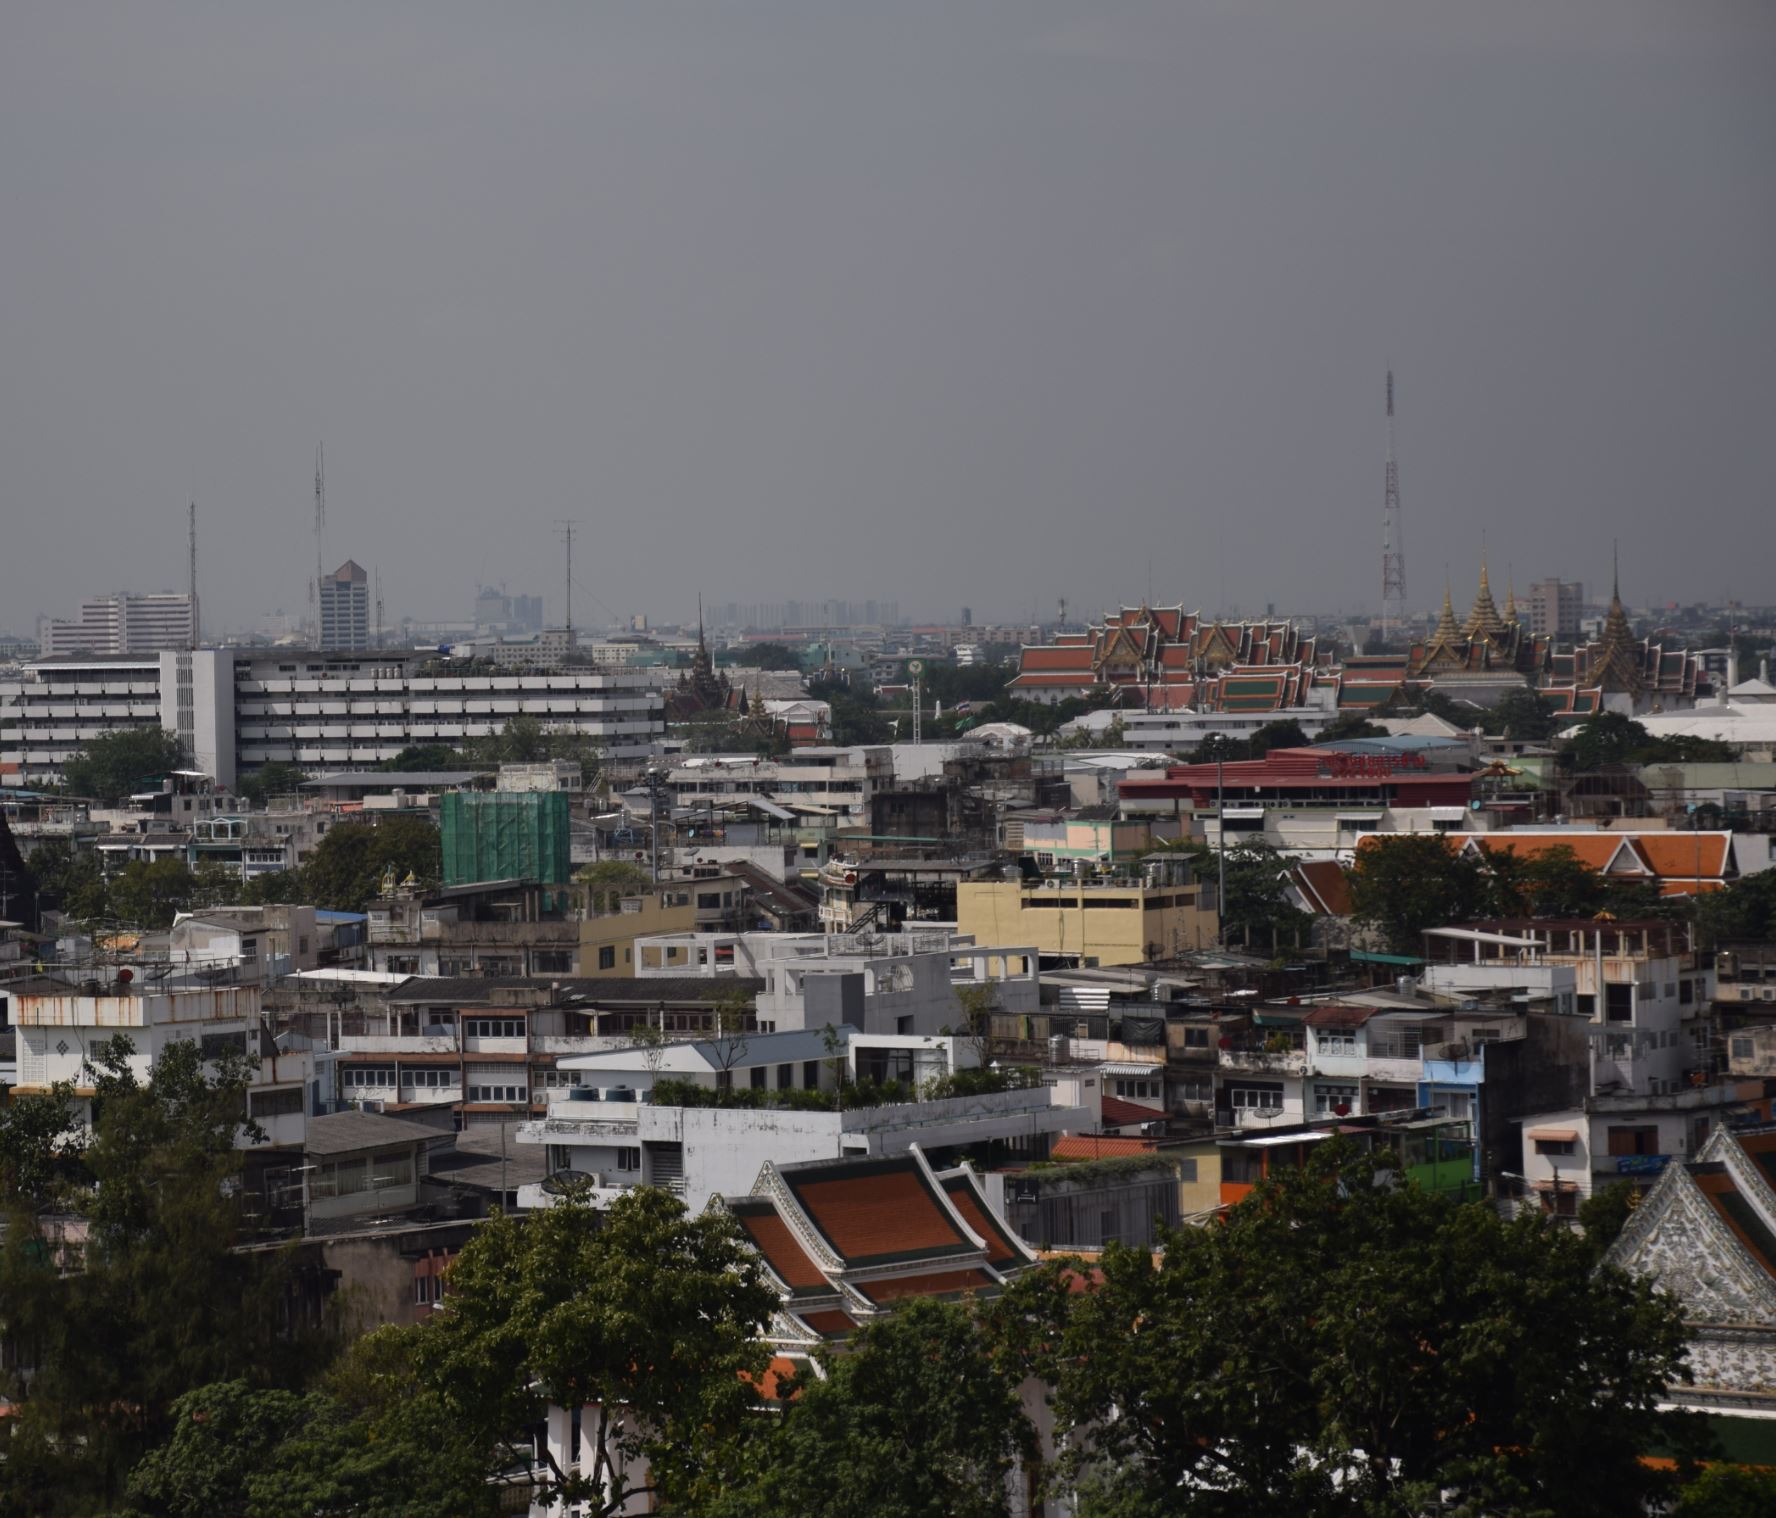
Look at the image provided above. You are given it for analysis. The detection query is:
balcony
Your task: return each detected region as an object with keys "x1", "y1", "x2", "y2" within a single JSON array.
[
  {"x1": 338, "y1": 1034, "x2": 457, "y2": 1054},
  {"x1": 1219, "y1": 1046, "x2": 1309, "y2": 1076}
]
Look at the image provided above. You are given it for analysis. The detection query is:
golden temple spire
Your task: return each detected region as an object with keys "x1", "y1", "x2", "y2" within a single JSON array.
[
  {"x1": 1430, "y1": 579, "x2": 1462, "y2": 644},
  {"x1": 1461, "y1": 557, "x2": 1506, "y2": 641}
]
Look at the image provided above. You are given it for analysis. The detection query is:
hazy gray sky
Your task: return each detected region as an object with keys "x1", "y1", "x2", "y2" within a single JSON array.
[{"x1": 3, "y1": 1, "x2": 1771, "y2": 636}]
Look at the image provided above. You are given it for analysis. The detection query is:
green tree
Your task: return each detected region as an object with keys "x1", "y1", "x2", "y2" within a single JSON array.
[
  {"x1": 60, "y1": 726, "x2": 187, "y2": 804},
  {"x1": 236, "y1": 761, "x2": 308, "y2": 807},
  {"x1": 1243, "y1": 718, "x2": 1311, "y2": 757},
  {"x1": 1, "y1": 1037, "x2": 330, "y2": 1515},
  {"x1": 1485, "y1": 688, "x2": 1560, "y2": 742},
  {"x1": 1674, "y1": 1464, "x2": 1776, "y2": 1516},
  {"x1": 729, "y1": 641, "x2": 802, "y2": 671},
  {"x1": 26, "y1": 837, "x2": 110, "y2": 919},
  {"x1": 0, "y1": 1080, "x2": 85, "y2": 1209},
  {"x1": 1316, "y1": 710, "x2": 1389, "y2": 744},
  {"x1": 1011, "y1": 1141, "x2": 1700, "y2": 1518},
  {"x1": 1578, "y1": 1180, "x2": 1638, "y2": 1262},
  {"x1": 1170, "y1": 839, "x2": 1309, "y2": 948},
  {"x1": 1696, "y1": 868, "x2": 1776, "y2": 946},
  {"x1": 300, "y1": 815, "x2": 440, "y2": 912},
  {"x1": 1349, "y1": 834, "x2": 1488, "y2": 954},
  {"x1": 380, "y1": 743, "x2": 469, "y2": 772},
  {"x1": 109, "y1": 856, "x2": 202, "y2": 929},
  {"x1": 708, "y1": 1296, "x2": 1037, "y2": 1518},
  {"x1": 1502, "y1": 843, "x2": 1608, "y2": 918},
  {"x1": 410, "y1": 1185, "x2": 777, "y2": 1516},
  {"x1": 577, "y1": 858, "x2": 654, "y2": 914},
  {"x1": 1565, "y1": 711, "x2": 1650, "y2": 770}
]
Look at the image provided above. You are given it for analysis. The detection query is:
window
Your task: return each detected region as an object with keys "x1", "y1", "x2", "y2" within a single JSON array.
[
  {"x1": 464, "y1": 1017, "x2": 525, "y2": 1040},
  {"x1": 1174, "y1": 1076, "x2": 1213, "y2": 1104},
  {"x1": 535, "y1": 1069, "x2": 584, "y2": 1090},
  {"x1": 343, "y1": 1066, "x2": 396, "y2": 1089},
  {"x1": 1607, "y1": 1125, "x2": 1660, "y2": 1157},
  {"x1": 386, "y1": 955, "x2": 419, "y2": 974},
  {"x1": 1316, "y1": 1029, "x2": 1356, "y2": 1055},
  {"x1": 414, "y1": 1273, "x2": 444, "y2": 1307},
  {"x1": 467, "y1": 1083, "x2": 527, "y2": 1104},
  {"x1": 615, "y1": 1147, "x2": 640, "y2": 1172},
  {"x1": 200, "y1": 1031, "x2": 246, "y2": 1061},
  {"x1": 404, "y1": 1068, "x2": 456, "y2": 1089},
  {"x1": 534, "y1": 950, "x2": 573, "y2": 974},
  {"x1": 598, "y1": 946, "x2": 616, "y2": 971},
  {"x1": 1228, "y1": 1083, "x2": 1283, "y2": 1111},
  {"x1": 1679, "y1": 979, "x2": 1695, "y2": 1006},
  {"x1": 1605, "y1": 984, "x2": 1634, "y2": 1024},
  {"x1": 1732, "y1": 1037, "x2": 1755, "y2": 1062},
  {"x1": 803, "y1": 1060, "x2": 821, "y2": 1089},
  {"x1": 749, "y1": 1065, "x2": 767, "y2": 1090},
  {"x1": 1115, "y1": 1078, "x2": 1159, "y2": 1101},
  {"x1": 1533, "y1": 1137, "x2": 1576, "y2": 1156},
  {"x1": 777, "y1": 1063, "x2": 794, "y2": 1090},
  {"x1": 697, "y1": 892, "x2": 722, "y2": 910},
  {"x1": 249, "y1": 1086, "x2": 304, "y2": 1119},
  {"x1": 1182, "y1": 1028, "x2": 1209, "y2": 1048},
  {"x1": 1313, "y1": 1083, "x2": 1358, "y2": 1115}
]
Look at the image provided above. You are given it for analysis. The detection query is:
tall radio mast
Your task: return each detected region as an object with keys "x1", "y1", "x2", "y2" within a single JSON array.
[
  {"x1": 1380, "y1": 370, "x2": 1408, "y2": 637},
  {"x1": 312, "y1": 444, "x2": 326, "y2": 638},
  {"x1": 188, "y1": 500, "x2": 200, "y2": 649}
]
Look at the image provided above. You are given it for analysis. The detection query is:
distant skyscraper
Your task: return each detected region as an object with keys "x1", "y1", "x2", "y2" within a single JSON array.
[
  {"x1": 1528, "y1": 579, "x2": 1585, "y2": 642},
  {"x1": 39, "y1": 593, "x2": 196, "y2": 657},
  {"x1": 319, "y1": 560, "x2": 370, "y2": 650}
]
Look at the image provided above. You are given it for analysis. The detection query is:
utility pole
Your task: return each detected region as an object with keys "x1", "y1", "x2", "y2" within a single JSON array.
[{"x1": 1216, "y1": 744, "x2": 1227, "y2": 948}]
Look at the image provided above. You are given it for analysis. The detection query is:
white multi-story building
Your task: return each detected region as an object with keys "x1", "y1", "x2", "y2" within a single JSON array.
[
  {"x1": 38, "y1": 593, "x2": 196, "y2": 658},
  {"x1": 516, "y1": 1025, "x2": 1090, "y2": 1210},
  {"x1": 632, "y1": 929, "x2": 1042, "y2": 1037},
  {"x1": 9, "y1": 979, "x2": 312, "y2": 1149},
  {"x1": 1, "y1": 649, "x2": 666, "y2": 791},
  {"x1": 654, "y1": 747, "x2": 891, "y2": 822}
]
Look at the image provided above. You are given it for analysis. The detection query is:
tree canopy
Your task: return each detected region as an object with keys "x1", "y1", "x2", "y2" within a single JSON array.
[
  {"x1": 1005, "y1": 1140, "x2": 1701, "y2": 1517},
  {"x1": 297, "y1": 814, "x2": 441, "y2": 912},
  {"x1": 708, "y1": 1296, "x2": 1036, "y2": 1518},
  {"x1": 1348, "y1": 834, "x2": 1489, "y2": 954},
  {"x1": 60, "y1": 726, "x2": 187, "y2": 803}
]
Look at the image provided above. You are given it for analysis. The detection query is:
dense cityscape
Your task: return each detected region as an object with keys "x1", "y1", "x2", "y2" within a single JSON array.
[{"x1": 5, "y1": 5, "x2": 1775, "y2": 1516}]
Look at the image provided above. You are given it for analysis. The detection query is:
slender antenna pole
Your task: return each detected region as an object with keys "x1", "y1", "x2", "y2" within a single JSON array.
[{"x1": 188, "y1": 500, "x2": 200, "y2": 649}]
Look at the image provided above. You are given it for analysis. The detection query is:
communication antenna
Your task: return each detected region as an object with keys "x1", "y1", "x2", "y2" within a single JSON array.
[
  {"x1": 1381, "y1": 370, "x2": 1408, "y2": 635},
  {"x1": 312, "y1": 444, "x2": 327, "y2": 636},
  {"x1": 187, "y1": 500, "x2": 200, "y2": 649},
  {"x1": 557, "y1": 519, "x2": 577, "y2": 637},
  {"x1": 374, "y1": 568, "x2": 384, "y2": 650}
]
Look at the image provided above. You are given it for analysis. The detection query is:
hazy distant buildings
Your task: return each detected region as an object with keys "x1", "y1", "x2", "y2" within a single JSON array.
[
  {"x1": 318, "y1": 561, "x2": 370, "y2": 651},
  {"x1": 39, "y1": 593, "x2": 195, "y2": 658},
  {"x1": 1528, "y1": 579, "x2": 1584, "y2": 642},
  {"x1": 474, "y1": 586, "x2": 544, "y2": 635},
  {"x1": 711, "y1": 599, "x2": 899, "y2": 631}
]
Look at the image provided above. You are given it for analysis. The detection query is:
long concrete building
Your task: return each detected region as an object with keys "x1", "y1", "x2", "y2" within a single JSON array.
[{"x1": 0, "y1": 648, "x2": 664, "y2": 790}]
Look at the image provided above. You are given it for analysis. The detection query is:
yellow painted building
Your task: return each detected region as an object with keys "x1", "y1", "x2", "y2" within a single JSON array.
[
  {"x1": 578, "y1": 890, "x2": 698, "y2": 977},
  {"x1": 956, "y1": 861, "x2": 1218, "y2": 967}
]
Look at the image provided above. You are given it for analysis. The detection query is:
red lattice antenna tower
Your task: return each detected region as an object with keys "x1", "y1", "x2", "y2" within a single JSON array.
[{"x1": 1380, "y1": 369, "x2": 1408, "y2": 636}]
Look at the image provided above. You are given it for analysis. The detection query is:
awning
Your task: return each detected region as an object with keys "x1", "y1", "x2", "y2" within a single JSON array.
[{"x1": 1526, "y1": 1127, "x2": 1578, "y2": 1142}]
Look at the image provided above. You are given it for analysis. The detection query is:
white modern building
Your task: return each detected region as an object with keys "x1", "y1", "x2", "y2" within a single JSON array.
[
  {"x1": 1, "y1": 649, "x2": 667, "y2": 790},
  {"x1": 516, "y1": 1025, "x2": 1090, "y2": 1210},
  {"x1": 632, "y1": 929, "x2": 1042, "y2": 1037},
  {"x1": 9, "y1": 979, "x2": 312, "y2": 1149},
  {"x1": 653, "y1": 748, "x2": 892, "y2": 822}
]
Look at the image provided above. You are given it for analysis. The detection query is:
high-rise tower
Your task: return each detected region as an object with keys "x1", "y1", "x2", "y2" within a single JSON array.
[{"x1": 1381, "y1": 370, "x2": 1408, "y2": 636}]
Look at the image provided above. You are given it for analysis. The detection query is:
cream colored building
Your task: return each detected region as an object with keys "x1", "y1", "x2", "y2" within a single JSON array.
[
  {"x1": 957, "y1": 858, "x2": 1218, "y2": 967},
  {"x1": 578, "y1": 890, "x2": 698, "y2": 977}
]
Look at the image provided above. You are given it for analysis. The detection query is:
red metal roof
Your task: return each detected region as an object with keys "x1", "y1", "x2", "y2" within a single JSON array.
[
  {"x1": 1051, "y1": 1134, "x2": 1158, "y2": 1160},
  {"x1": 731, "y1": 1200, "x2": 829, "y2": 1292},
  {"x1": 855, "y1": 1268, "x2": 998, "y2": 1304},
  {"x1": 787, "y1": 1161, "x2": 970, "y2": 1265}
]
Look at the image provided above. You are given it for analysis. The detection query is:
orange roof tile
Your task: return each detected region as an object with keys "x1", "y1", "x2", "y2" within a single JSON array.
[
  {"x1": 1464, "y1": 833, "x2": 1645, "y2": 874},
  {"x1": 1292, "y1": 859, "x2": 1353, "y2": 916},
  {"x1": 1051, "y1": 1134, "x2": 1158, "y2": 1160},
  {"x1": 940, "y1": 1175, "x2": 1034, "y2": 1270},
  {"x1": 745, "y1": 1354, "x2": 808, "y2": 1402},
  {"x1": 785, "y1": 1158, "x2": 972, "y2": 1266},
  {"x1": 1635, "y1": 833, "x2": 1730, "y2": 879},
  {"x1": 855, "y1": 1268, "x2": 998, "y2": 1304},
  {"x1": 794, "y1": 1308, "x2": 857, "y2": 1339},
  {"x1": 731, "y1": 1201, "x2": 829, "y2": 1293}
]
